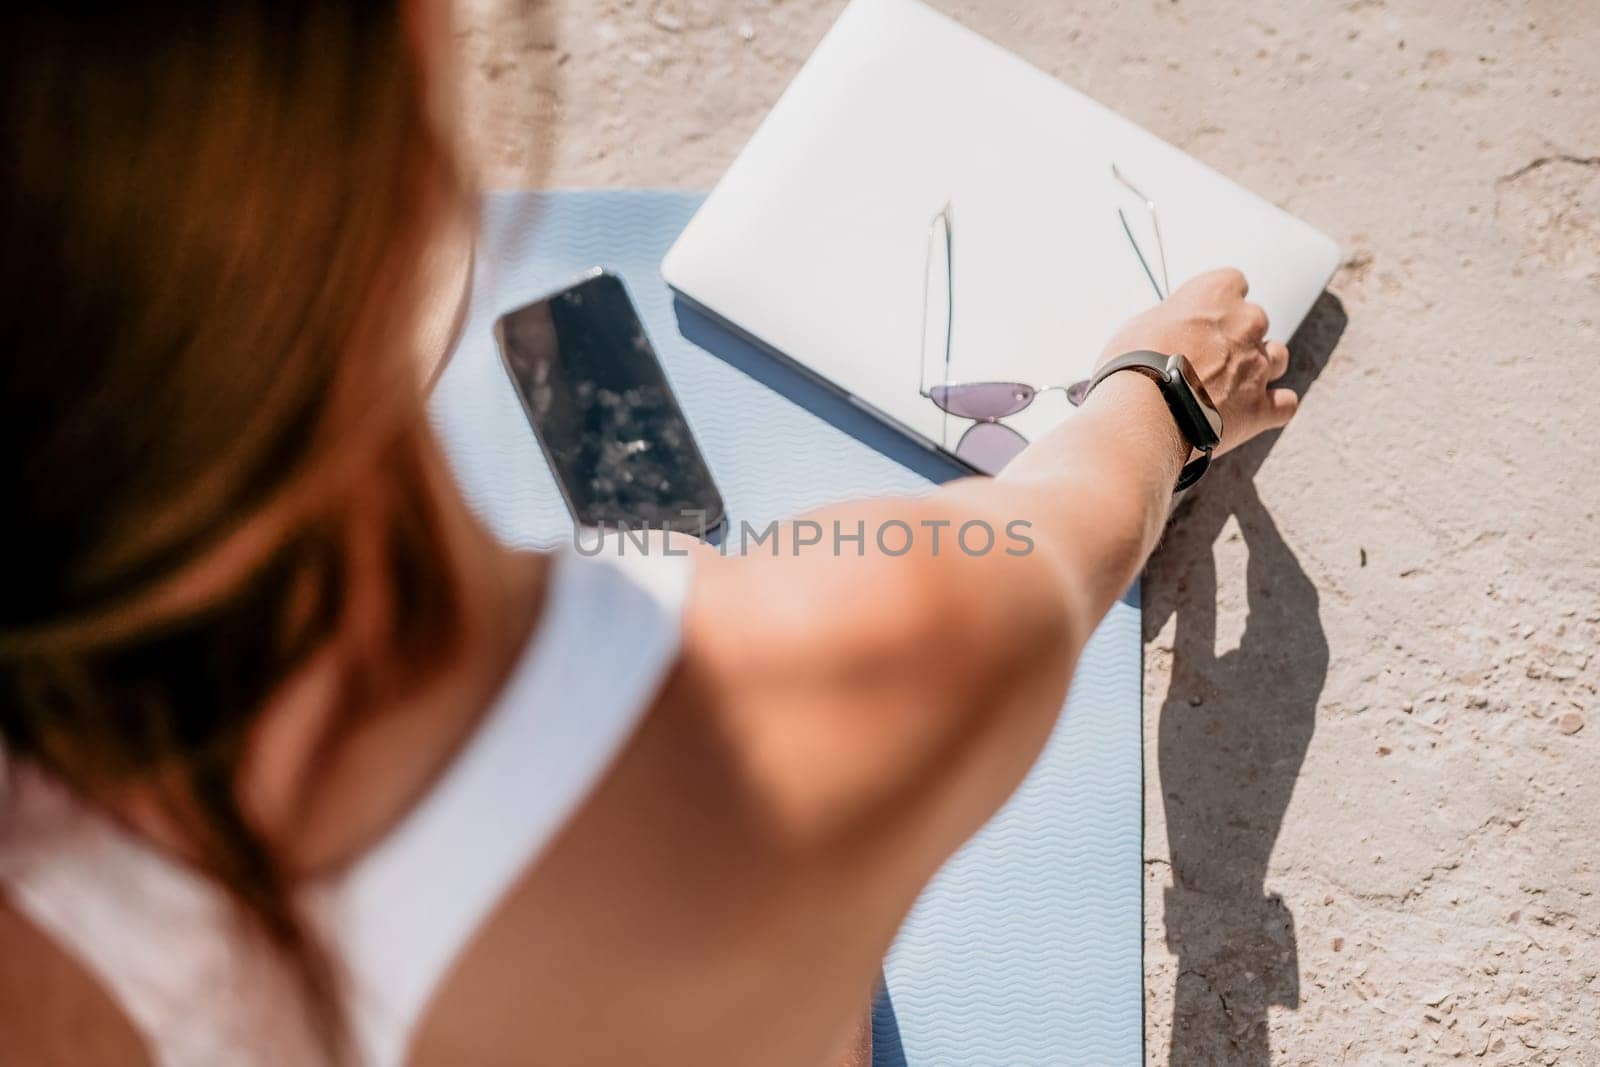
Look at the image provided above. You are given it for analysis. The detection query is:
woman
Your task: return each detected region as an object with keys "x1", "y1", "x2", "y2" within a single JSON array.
[{"x1": 0, "y1": 2, "x2": 1299, "y2": 1064}]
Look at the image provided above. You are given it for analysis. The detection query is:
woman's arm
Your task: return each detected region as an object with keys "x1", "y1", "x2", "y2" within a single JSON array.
[
  {"x1": 411, "y1": 270, "x2": 1300, "y2": 1067},
  {"x1": 638, "y1": 268, "x2": 1300, "y2": 1067},
  {"x1": 687, "y1": 267, "x2": 1296, "y2": 857},
  {"x1": 942, "y1": 266, "x2": 1297, "y2": 649}
]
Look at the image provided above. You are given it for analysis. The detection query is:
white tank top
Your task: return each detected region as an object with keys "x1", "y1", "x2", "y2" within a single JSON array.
[{"x1": 0, "y1": 548, "x2": 691, "y2": 1066}]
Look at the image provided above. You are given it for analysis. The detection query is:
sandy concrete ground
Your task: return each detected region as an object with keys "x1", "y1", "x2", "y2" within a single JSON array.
[{"x1": 460, "y1": 1, "x2": 1599, "y2": 1062}]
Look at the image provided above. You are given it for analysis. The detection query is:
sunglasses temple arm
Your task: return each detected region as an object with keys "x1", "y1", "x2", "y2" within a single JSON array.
[
  {"x1": 1118, "y1": 207, "x2": 1166, "y2": 301},
  {"x1": 1150, "y1": 207, "x2": 1170, "y2": 299},
  {"x1": 1113, "y1": 163, "x2": 1171, "y2": 300},
  {"x1": 943, "y1": 211, "x2": 953, "y2": 445},
  {"x1": 918, "y1": 223, "x2": 930, "y2": 399},
  {"x1": 920, "y1": 204, "x2": 956, "y2": 446}
]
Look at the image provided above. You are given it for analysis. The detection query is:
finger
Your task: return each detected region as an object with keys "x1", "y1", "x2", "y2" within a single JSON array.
[
  {"x1": 1264, "y1": 340, "x2": 1290, "y2": 379},
  {"x1": 1205, "y1": 266, "x2": 1249, "y2": 297},
  {"x1": 1238, "y1": 301, "x2": 1269, "y2": 343},
  {"x1": 1267, "y1": 387, "x2": 1300, "y2": 427}
]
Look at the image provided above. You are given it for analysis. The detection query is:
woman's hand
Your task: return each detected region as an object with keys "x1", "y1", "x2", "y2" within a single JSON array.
[{"x1": 1095, "y1": 267, "x2": 1299, "y2": 455}]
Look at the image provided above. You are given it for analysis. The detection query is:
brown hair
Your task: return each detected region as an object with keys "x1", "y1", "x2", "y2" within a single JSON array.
[{"x1": 0, "y1": 3, "x2": 470, "y2": 1055}]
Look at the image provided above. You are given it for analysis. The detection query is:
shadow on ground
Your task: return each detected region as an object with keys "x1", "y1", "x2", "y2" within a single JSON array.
[{"x1": 1142, "y1": 292, "x2": 1346, "y2": 1064}]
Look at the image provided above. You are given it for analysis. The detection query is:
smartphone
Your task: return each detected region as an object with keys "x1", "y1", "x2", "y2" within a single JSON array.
[{"x1": 495, "y1": 269, "x2": 725, "y2": 536}]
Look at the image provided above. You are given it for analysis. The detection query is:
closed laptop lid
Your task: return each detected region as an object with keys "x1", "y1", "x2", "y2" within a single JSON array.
[{"x1": 663, "y1": 0, "x2": 1340, "y2": 471}]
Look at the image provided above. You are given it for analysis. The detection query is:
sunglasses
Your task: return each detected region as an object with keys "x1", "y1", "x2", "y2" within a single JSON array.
[{"x1": 918, "y1": 166, "x2": 1170, "y2": 470}]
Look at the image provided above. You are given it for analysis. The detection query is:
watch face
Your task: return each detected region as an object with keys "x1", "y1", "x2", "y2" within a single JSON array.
[{"x1": 1172, "y1": 355, "x2": 1224, "y2": 443}]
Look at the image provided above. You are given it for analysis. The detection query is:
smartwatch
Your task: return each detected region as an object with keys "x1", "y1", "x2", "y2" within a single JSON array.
[{"x1": 1085, "y1": 350, "x2": 1223, "y2": 490}]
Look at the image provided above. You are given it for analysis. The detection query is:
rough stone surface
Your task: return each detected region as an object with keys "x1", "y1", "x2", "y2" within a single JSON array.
[{"x1": 461, "y1": 1, "x2": 1599, "y2": 1062}]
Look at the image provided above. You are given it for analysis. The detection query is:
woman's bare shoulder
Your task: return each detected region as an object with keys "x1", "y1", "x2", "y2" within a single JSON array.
[
  {"x1": 406, "y1": 653, "x2": 895, "y2": 1067},
  {"x1": 406, "y1": 511, "x2": 1077, "y2": 1066},
  {"x1": 0, "y1": 893, "x2": 151, "y2": 1066}
]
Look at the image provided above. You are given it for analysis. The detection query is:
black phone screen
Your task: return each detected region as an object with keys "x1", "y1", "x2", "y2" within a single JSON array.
[{"x1": 496, "y1": 271, "x2": 724, "y2": 534}]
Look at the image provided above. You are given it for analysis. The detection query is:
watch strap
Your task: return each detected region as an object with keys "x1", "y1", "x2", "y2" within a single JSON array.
[
  {"x1": 1174, "y1": 450, "x2": 1210, "y2": 491},
  {"x1": 1086, "y1": 349, "x2": 1221, "y2": 489}
]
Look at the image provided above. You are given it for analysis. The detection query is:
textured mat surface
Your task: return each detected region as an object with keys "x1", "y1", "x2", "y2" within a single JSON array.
[{"x1": 429, "y1": 191, "x2": 1142, "y2": 1065}]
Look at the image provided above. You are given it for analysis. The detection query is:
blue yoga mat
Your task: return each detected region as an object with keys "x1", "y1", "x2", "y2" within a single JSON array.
[{"x1": 429, "y1": 191, "x2": 1143, "y2": 1066}]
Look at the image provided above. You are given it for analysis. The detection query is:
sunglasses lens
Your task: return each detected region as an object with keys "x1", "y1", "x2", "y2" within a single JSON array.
[
  {"x1": 929, "y1": 382, "x2": 1036, "y2": 420},
  {"x1": 1065, "y1": 380, "x2": 1090, "y2": 407},
  {"x1": 956, "y1": 420, "x2": 1029, "y2": 471}
]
